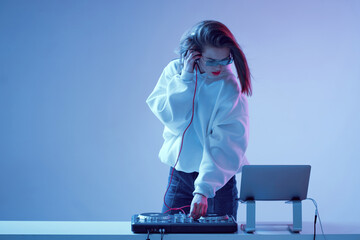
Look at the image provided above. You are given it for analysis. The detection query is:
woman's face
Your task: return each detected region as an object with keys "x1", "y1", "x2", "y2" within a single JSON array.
[{"x1": 198, "y1": 45, "x2": 231, "y2": 77}]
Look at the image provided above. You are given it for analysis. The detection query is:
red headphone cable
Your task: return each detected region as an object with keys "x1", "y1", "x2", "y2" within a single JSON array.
[{"x1": 163, "y1": 64, "x2": 199, "y2": 214}]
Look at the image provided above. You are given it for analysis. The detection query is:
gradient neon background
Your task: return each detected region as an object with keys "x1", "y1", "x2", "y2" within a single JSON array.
[{"x1": 1, "y1": 0, "x2": 359, "y2": 224}]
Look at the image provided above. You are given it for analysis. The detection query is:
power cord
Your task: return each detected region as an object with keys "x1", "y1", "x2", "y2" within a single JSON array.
[
  {"x1": 145, "y1": 229, "x2": 165, "y2": 240},
  {"x1": 160, "y1": 228, "x2": 165, "y2": 240},
  {"x1": 306, "y1": 198, "x2": 327, "y2": 240},
  {"x1": 146, "y1": 230, "x2": 150, "y2": 240}
]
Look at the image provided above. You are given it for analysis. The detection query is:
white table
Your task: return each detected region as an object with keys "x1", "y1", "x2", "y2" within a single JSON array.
[{"x1": 1, "y1": 221, "x2": 359, "y2": 240}]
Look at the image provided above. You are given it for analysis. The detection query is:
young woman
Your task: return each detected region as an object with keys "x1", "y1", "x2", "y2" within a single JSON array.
[{"x1": 146, "y1": 20, "x2": 252, "y2": 220}]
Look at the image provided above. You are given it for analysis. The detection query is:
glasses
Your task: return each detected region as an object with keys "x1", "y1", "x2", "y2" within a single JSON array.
[{"x1": 203, "y1": 56, "x2": 233, "y2": 66}]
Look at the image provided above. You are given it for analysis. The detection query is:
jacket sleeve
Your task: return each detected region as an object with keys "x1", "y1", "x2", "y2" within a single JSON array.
[
  {"x1": 146, "y1": 61, "x2": 196, "y2": 135},
  {"x1": 194, "y1": 92, "x2": 249, "y2": 198}
]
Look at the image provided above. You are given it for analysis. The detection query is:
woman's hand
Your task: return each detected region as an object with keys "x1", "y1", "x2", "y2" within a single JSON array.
[
  {"x1": 190, "y1": 193, "x2": 208, "y2": 219},
  {"x1": 183, "y1": 50, "x2": 201, "y2": 73}
]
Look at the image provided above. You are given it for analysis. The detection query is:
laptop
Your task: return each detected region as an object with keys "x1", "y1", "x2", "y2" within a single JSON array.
[{"x1": 239, "y1": 165, "x2": 311, "y2": 201}]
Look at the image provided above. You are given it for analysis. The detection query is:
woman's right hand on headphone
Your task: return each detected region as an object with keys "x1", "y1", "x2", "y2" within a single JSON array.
[{"x1": 183, "y1": 50, "x2": 201, "y2": 73}]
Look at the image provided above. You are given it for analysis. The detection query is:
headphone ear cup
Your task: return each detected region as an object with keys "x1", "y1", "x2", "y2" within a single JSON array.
[{"x1": 194, "y1": 59, "x2": 201, "y2": 72}]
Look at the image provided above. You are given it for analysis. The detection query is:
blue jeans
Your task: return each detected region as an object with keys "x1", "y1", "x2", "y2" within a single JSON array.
[{"x1": 162, "y1": 167, "x2": 238, "y2": 220}]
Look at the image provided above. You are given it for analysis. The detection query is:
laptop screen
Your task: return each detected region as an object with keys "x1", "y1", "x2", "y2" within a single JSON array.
[{"x1": 239, "y1": 165, "x2": 311, "y2": 201}]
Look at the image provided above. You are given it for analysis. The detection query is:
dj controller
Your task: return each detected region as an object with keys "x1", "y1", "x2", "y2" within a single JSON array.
[{"x1": 131, "y1": 212, "x2": 238, "y2": 233}]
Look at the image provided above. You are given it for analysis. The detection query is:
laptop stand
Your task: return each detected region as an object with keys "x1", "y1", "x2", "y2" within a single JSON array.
[{"x1": 242, "y1": 200, "x2": 302, "y2": 233}]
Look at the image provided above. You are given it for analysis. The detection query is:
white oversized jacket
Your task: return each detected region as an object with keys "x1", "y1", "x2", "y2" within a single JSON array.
[{"x1": 146, "y1": 59, "x2": 249, "y2": 198}]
